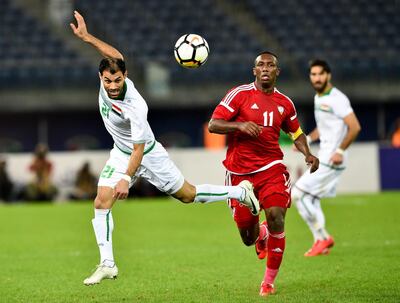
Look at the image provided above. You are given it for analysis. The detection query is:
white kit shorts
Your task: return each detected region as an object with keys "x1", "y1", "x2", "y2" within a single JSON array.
[
  {"x1": 98, "y1": 141, "x2": 185, "y2": 195},
  {"x1": 294, "y1": 162, "x2": 345, "y2": 198}
]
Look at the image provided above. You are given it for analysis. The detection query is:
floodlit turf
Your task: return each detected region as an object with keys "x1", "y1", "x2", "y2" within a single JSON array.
[{"x1": 1, "y1": 192, "x2": 399, "y2": 303}]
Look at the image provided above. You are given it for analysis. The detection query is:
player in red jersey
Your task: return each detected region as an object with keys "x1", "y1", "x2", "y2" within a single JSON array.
[{"x1": 209, "y1": 51, "x2": 319, "y2": 296}]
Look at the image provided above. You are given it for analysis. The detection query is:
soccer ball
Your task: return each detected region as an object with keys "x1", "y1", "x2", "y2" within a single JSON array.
[{"x1": 174, "y1": 34, "x2": 210, "y2": 68}]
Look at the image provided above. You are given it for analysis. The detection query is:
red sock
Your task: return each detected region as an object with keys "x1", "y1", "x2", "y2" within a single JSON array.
[{"x1": 263, "y1": 231, "x2": 285, "y2": 285}]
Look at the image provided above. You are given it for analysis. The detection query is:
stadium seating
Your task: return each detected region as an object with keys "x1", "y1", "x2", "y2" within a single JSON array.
[
  {"x1": 0, "y1": 0, "x2": 95, "y2": 87},
  {"x1": 246, "y1": 0, "x2": 400, "y2": 79},
  {"x1": 76, "y1": 0, "x2": 266, "y2": 83},
  {"x1": 1, "y1": 0, "x2": 399, "y2": 85}
]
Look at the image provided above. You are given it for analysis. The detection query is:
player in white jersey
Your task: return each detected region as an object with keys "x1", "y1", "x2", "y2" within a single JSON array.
[
  {"x1": 70, "y1": 11, "x2": 260, "y2": 285},
  {"x1": 292, "y1": 59, "x2": 361, "y2": 257}
]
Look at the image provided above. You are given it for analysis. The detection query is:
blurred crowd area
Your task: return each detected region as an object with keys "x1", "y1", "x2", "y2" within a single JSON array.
[{"x1": 0, "y1": 143, "x2": 165, "y2": 203}]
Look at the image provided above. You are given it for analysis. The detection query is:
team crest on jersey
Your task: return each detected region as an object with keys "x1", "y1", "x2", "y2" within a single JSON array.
[
  {"x1": 277, "y1": 106, "x2": 284, "y2": 115},
  {"x1": 251, "y1": 103, "x2": 259, "y2": 110},
  {"x1": 319, "y1": 104, "x2": 333, "y2": 113}
]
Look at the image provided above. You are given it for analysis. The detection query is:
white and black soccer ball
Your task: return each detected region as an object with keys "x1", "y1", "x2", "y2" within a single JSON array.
[{"x1": 174, "y1": 34, "x2": 210, "y2": 68}]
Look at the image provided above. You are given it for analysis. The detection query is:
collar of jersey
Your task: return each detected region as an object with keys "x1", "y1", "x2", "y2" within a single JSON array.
[
  {"x1": 317, "y1": 87, "x2": 333, "y2": 97},
  {"x1": 253, "y1": 82, "x2": 275, "y2": 95}
]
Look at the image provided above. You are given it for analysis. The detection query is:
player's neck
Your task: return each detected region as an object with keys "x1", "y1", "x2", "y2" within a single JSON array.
[
  {"x1": 317, "y1": 83, "x2": 333, "y2": 96},
  {"x1": 254, "y1": 81, "x2": 274, "y2": 94}
]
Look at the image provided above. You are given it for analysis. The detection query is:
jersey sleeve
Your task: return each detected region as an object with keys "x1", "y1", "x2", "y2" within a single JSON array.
[
  {"x1": 333, "y1": 94, "x2": 353, "y2": 118},
  {"x1": 211, "y1": 87, "x2": 243, "y2": 121},
  {"x1": 126, "y1": 100, "x2": 148, "y2": 144},
  {"x1": 281, "y1": 98, "x2": 301, "y2": 135}
]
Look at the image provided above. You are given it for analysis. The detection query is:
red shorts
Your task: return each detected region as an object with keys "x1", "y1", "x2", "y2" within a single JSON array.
[{"x1": 226, "y1": 164, "x2": 291, "y2": 229}]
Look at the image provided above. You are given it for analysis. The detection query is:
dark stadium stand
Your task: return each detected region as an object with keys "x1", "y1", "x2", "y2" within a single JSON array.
[
  {"x1": 0, "y1": 0, "x2": 95, "y2": 87},
  {"x1": 246, "y1": 0, "x2": 400, "y2": 79},
  {"x1": 76, "y1": 0, "x2": 266, "y2": 83},
  {"x1": 2, "y1": 0, "x2": 399, "y2": 86}
]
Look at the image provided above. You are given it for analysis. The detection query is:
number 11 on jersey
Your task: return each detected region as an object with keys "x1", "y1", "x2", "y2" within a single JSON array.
[{"x1": 263, "y1": 111, "x2": 274, "y2": 127}]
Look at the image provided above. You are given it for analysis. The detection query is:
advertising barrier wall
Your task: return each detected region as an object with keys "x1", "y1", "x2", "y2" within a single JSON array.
[
  {"x1": 2, "y1": 142, "x2": 385, "y2": 201},
  {"x1": 169, "y1": 143, "x2": 380, "y2": 194},
  {"x1": 379, "y1": 147, "x2": 400, "y2": 190}
]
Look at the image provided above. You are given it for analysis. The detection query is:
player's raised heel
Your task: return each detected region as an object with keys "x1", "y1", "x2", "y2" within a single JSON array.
[
  {"x1": 83, "y1": 263, "x2": 119, "y2": 285},
  {"x1": 238, "y1": 180, "x2": 260, "y2": 216}
]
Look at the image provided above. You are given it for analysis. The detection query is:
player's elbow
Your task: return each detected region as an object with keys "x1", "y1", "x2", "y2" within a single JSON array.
[
  {"x1": 352, "y1": 123, "x2": 361, "y2": 138},
  {"x1": 109, "y1": 51, "x2": 124, "y2": 61},
  {"x1": 208, "y1": 120, "x2": 217, "y2": 133},
  {"x1": 355, "y1": 123, "x2": 361, "y2": 134}
]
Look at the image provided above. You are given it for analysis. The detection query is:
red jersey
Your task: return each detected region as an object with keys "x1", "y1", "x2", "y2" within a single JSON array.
[{"x1": 211, "y1": 82, "x2": 300, "y2": 174}]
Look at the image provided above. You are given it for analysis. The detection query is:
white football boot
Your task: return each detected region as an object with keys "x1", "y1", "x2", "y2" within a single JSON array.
[
  {"x1": 83, "y1": 262, "x2": 118, "y2": 285},
  {"x1": 238, "y1": 180, "x2": 260, "y2": 216}
]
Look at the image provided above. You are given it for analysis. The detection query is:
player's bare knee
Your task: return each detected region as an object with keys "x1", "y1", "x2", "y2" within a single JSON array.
[
  {"x1": 94, "y1": 197, "x2": 102, "y2": 209},
  {"x1": 269, "y1": 219, "x2": 285, "y2": 232},
  {"x1": 267, "y1": 214, "x2": 285, "y2": 232},
  {"x1": 94, "y1": 195, "x2": 110, "y2": 209}
]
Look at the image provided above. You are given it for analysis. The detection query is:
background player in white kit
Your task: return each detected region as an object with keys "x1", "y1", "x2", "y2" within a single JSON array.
[
  {"x1": 292, "y1": 59, "x2": 361, "y2": 257},
  {"x1": 70, "y1": 11, "x2": 260, "y2": 285}
]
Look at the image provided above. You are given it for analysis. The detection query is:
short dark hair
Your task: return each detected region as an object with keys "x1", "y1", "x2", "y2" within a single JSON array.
[
  {"x1": 309, "y1": 59, "x2": 331, "y2": 73},
  {"x1": 99, "y1": 58, "x2": 126, "y2": 75},
  {"x1": 254, "y1": 51, "x2": 278, "y2": 66}
]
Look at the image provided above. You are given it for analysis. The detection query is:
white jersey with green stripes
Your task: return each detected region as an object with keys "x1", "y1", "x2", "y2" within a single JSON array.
[
  {"x1": 98, "y1": 77, "x2": 184, "y2": 193},
  {"x1": 98, "y1": 77, "x2": 155, "y2": 154},
  {"x1": 314, "y1": 87, "x2": 353, "y2": 166},
  {"x1": 294, "y1": 87, "x2": 352, "y2": 198}
]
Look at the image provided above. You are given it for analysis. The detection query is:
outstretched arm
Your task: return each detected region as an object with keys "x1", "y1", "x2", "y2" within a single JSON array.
[
  {"x1": 330, "y1": 112, "x2": 361, "y2": 165},
  {"x1": 70, "y1": 10, "x2": 123, "y2": 60}
]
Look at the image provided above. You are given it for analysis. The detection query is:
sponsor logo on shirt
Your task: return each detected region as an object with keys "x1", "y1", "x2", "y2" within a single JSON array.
[{"x1": 251, "y1": 103, "x2": 259, "y2": 110}]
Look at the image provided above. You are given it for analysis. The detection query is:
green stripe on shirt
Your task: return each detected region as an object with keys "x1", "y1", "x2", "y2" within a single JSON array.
[
  {"x1": 320, "y1": 162, "x2": 346, "y2": 171},
  {"x1": 114, "y1": 140, "x2": 156, "y2": 155}
]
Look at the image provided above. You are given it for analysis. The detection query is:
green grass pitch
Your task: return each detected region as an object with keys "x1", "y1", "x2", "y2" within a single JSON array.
[{"x1": 1, "y1": 192, "x2": 399, "y2": 302}]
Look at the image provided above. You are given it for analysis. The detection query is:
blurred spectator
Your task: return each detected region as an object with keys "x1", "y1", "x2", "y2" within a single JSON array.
[
  {"x1": 69, "y1": 161, "x2": 97, "y2": 200},
  {"x1": 24, "y1": 143, "x2": 58, "y2": 201},
  {"x1": 0, "y1": 156, "x2": 14, "y2": 202},
  {"x1": 391, "y1": 118, "x2": 400, "y2": 148}
]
